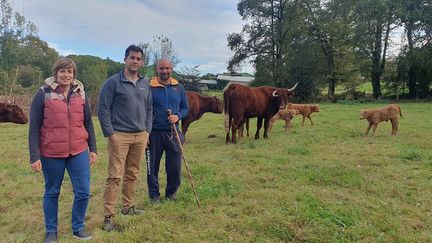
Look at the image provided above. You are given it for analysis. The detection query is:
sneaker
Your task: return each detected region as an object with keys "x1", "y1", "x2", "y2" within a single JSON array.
[
  {"x1": 150, "y1": 196, "x2": 161, "y2": 205},
  {"x1": 72, "y1": 230, "x2": 92, "y2": 241},
  {"x1": 45, "y1": 232, "x2": 57, "y2": 243},
  {"x1": 166, "y1": 194, "x2": 177, "y2": 201},
  {"x1": 102, "y1": 215, "x2": 116, "y2": 232},
  {"x1": 121, "y1": 206, "x2": 144, "y2": 215}
]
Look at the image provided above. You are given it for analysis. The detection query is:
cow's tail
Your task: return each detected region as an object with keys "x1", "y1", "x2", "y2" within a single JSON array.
[
  {"x1": 396, "y1": 104, "x2": 402, "y2": 117},
  {"x1": 224, "y1": 114, "x2": 230, "y2": 133},
  {"x1": 223, "y1": 89, "x2": 229, "y2": 116}
]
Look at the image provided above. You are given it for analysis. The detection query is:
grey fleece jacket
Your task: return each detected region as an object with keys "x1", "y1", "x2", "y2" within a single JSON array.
[{"x1": 98, "y1": 71, "x2": 153, "y2": 137}]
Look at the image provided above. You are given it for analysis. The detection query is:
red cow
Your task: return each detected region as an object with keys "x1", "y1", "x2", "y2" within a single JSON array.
[
  {"x1": 0, "y1": 102, "x2": 28, "y2": 124},
  {"x1": 224, "y1": 83, "x2": 297, "y2": 144},
  {"x1": 181, "y1": 91, "x2": 223, "y2": 136}
]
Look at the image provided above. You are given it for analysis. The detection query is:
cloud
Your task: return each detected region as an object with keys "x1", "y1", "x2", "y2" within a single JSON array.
[{"x1": 13, "y1": 0, "x2": 254, "y2": 74}]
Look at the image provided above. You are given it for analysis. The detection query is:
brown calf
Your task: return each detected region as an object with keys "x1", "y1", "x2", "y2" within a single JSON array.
[
  {"x1": 360, "y1": 104, "x2": 402, "y2": 135},
  {"x1": 268, "y1": 109, "x2": 299, "y2": 133},
  {"x1": 287, "y1": 103, "x2": 320, "y2": 126}
]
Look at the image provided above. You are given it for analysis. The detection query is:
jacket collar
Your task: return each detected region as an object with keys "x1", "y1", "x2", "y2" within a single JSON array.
[
  {"x1": 150, "y1": 77, "x2": 179, "y2": 87},
  {"x1": 120, "y1": 71, "x2": 143, "y2": 82},
  {"x1": 44, "y1": 77, "x2": 84, "y2": 94}
]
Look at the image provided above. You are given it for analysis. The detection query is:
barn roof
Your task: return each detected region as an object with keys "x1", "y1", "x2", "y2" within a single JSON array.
[
  {"x1": 217, "y1": 74, "x2": 254, "y2": 83},
  {"x1": 199, "y1": 79, "x2": 218, "y2": 85}
]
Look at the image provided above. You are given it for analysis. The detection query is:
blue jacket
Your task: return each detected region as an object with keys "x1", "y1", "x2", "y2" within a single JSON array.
[
  {"x1": 150, "y1": 77, "x2": 189, "y2": 131},
  {"x1": 98, "y1": 71, "x2": 153, "y2": 137}
]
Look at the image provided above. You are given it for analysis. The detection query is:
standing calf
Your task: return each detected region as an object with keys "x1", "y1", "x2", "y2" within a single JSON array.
[
  {"x1": 268, "y1": 109, "x2": 299, "y2": 133},
  {"x1": 359, "y1": 104, "x2": 402, "y2": 135},
  {"x1": 288, "y1": 103, "x2": 320, "y2": 126}
]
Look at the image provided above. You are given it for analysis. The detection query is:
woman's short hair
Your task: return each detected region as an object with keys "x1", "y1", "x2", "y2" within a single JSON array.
[{"x1": 52, "y1": 57, "x2": 77, "y2": 79}]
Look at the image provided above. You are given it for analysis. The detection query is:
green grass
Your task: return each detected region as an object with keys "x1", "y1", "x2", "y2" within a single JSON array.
[{"x1": 1, "y1": 102, "x2": 432, "y2": 242}]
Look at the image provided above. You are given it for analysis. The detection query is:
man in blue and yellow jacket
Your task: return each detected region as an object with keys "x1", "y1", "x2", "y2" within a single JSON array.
[{"x1": 147, "y1": 58, "x2": 189, "y2": 203}]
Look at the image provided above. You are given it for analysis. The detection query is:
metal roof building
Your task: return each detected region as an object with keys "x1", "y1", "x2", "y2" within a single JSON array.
[{"x1": 217, "y1": 74, "x2": 255, "y2": 90}]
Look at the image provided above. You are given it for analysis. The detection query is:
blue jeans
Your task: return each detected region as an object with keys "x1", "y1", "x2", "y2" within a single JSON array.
[{"x1": 41, "y1": 150, "x2": 90, "y2": 233}]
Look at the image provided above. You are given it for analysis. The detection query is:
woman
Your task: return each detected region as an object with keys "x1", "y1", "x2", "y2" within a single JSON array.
[{"x1": 28, "y1": 58, "x2": 97, "y2": 243}]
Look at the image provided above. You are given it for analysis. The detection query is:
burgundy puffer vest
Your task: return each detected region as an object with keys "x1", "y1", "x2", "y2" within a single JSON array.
[{"x1": 39, "y1": 85, "x2": 88, "y2": 158}]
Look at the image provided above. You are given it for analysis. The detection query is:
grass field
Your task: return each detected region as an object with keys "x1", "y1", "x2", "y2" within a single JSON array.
[{"x1": 1, "y1": 101, "x2": 432, "y2": 242}]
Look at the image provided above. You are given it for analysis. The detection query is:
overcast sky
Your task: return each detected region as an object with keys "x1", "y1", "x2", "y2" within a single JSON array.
[{"x1": 12, "y1": 0, "x2": 254, "y2": 75}]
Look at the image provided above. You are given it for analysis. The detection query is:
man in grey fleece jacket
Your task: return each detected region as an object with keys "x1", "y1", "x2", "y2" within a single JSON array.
[{"x1": 98, "y1": 45, "x2": 152, "y2": 232}]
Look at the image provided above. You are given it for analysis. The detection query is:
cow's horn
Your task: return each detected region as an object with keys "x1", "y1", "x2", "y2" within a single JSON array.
[
  {"x1": 272, "y1": 90, "x2": 278, "y2": 97},
  {"x1": 287, "y1": 82, "x2": 299, "y2": 92}
]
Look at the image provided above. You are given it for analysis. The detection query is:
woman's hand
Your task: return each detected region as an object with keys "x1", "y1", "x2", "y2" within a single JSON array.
[
  {"x1": 90, "y1": 152, "x2": 97, "y2": 166},
  {"x1": 31, "y1": 160, "x2": 42, "y2": 172}
]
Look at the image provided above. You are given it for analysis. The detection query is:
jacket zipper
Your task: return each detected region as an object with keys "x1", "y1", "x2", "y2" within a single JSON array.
[{"x1": 65, "y1": 91, "x2": 72, "y2": 155}]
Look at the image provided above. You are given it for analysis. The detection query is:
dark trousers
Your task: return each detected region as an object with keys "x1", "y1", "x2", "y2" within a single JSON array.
[{"x1": 147, "y1": 130, "x2": 183, "y2": 198}]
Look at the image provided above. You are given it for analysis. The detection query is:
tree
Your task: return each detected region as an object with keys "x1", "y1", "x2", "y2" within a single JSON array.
[
  {"x1": 68, "y1": 55, "x2": 110, "y2": 114},
  {"x1": 228, "y1": 0, "x2": 299, "y2": 86},
  {"x1": 352, "y1": 0, "x2": 398, "y2": 99},
  {"x1": 150, "y1": 35, "x2": 179, "y2": 67},
  {"x1": 300, "y1": 0, "x2": 357, "y2": 102},
  {"x1": 176, "y1": 65, "x2": 201, "y2": 92},
  {"x1": 0, "y1": 0, "x2": 58, "y2": 95},
  {"x1": 391, "y1": 0, "x2": 432, "y2": 98}
]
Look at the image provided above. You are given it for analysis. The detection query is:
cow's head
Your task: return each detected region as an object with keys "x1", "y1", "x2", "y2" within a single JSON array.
[
  {"x1": 359, "y1": 110, "x2": 368, "y2": 119},
  {"x1": 271, "y1": 83, "x2": 298, "y2": 109},
  {"x1": 312, "y1": 104, "x2": 320, "y2": 112},
  {"x1": 211, "y1": 96, "x2": 224, "y2": 114},
  {"x1": 0, "y1": 103, "x2": 28, "y2": 124}
]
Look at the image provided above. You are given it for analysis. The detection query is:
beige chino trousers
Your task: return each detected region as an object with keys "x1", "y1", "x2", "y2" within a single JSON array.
[{"x1": 103, "y1": 131, "x2": 149, "y2": 216}]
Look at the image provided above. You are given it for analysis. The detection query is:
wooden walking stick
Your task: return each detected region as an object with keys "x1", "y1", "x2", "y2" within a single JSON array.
[{"x1": 167, "y1": 109, "x2": 202, "y2": 208}]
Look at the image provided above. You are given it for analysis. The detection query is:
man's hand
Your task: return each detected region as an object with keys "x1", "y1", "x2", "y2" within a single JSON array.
[
  {"x1": 31, "y1": 160, "x2": 42, "y2": 172},
  {"x1": 168, "y1": 114, "x2": 179, "y2": 124},
  {"x1": 90, "y1": 152, "x2": 97, "y2": 166}
]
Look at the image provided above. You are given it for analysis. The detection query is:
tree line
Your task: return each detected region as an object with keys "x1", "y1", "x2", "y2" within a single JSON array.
[
  {"x1": 0, "y1": 0, "x2": 214, "y2": 113},
  {"x1": 1, "y1": 0, "x2": 431, "y2": 105},
  {"x1": 227, "y1": 0, "x2": 432, "y2": 102}
]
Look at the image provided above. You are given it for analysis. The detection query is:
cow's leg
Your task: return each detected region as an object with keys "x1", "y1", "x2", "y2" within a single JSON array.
[
  {"x1": 372, "y1": 124, "x2": 378, "y2": 134},
  {"x1": 307, "y1": 115, "x2": 313, "y2": 125},
  {"x1": 181, "y1": 119, "x2": 190, "y2": 137},
  {"x1": 245, "y1": 119, "x2": 250, "y2": 137},
  {"x1": 255, "y1": 117, "x2": 263, "y2": 139},
  {"x1": 284, "y1": 120, "x2": 289, "y2": 133},
  {"x1": 263, "y1": 118, "x2": 270, "y2": 139},
  {"x1": 238, "y1": 123, "x2": 244, "y2": 139},
  {"x1": 365, "y1": 122, "x2": 372, "y2": 135},
  {"x1": 238, "y1": 119, "x2": 247, "y2": 139},
  {"x1": 268, "y1": 117, "x2": 276, "y2": 133},
  {"x1": 225, "y1": 115, "x2": 232, "y2": 144},
  {"x1": 390, "y1": 118, "x2": 398, "y2": 135},
  {"x1": 231, "y1": 117, "x2": 243, "y2": 144},
  {"x1": 231, "y1": 123, "x2": 237, "y2": 144},
  {"x1": 301, "y1": 116, "x2": 305, "y2": 126}
]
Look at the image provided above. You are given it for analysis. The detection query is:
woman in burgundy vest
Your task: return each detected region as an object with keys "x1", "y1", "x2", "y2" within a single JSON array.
[{"x1": 28, "y1": 58, "x2": 97, "y2": 243}]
